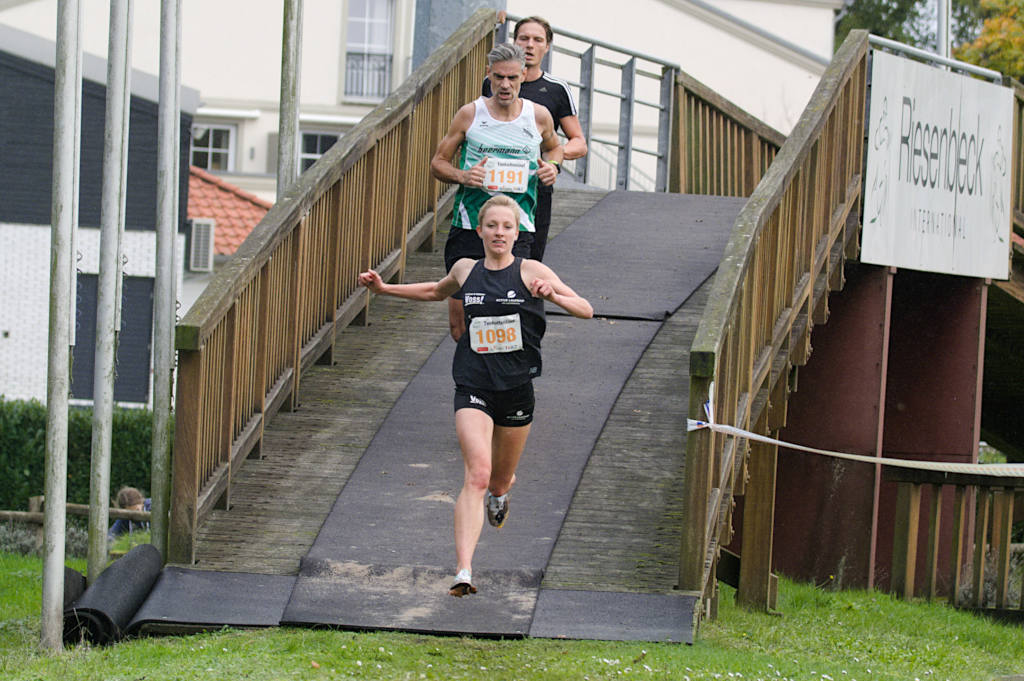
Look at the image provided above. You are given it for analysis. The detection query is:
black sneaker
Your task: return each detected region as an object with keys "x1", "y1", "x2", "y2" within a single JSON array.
[{"x1": 485, "y1": 491, "x2": 509, "y2": 528}]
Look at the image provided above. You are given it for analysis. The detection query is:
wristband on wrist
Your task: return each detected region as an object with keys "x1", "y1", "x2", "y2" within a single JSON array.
[{"x1": 549, "y1": 160, "x2": 561, "y2": 174}]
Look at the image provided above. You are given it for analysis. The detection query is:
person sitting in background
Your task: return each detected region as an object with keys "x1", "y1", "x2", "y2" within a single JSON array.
[{"x1": 107, "y1": 486, "x2": 151, "y2": 540}]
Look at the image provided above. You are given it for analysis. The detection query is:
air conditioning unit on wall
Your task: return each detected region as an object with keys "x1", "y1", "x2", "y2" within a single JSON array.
[{"x1": 189, "y1": 218, "x2": 216, "y2": 272}]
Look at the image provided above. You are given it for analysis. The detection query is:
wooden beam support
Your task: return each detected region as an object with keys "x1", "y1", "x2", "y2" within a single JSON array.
[
  {"x1": 737, "y1": 437, "x2": 777, "y2": 611},
  {"x1": 891, "y1": 482, "x2": 921, "y2": 600}
]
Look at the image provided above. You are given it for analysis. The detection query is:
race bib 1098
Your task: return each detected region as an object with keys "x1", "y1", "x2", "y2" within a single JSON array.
[{"x1": 469, "y1": 313, "x2": 523, "y2": 354}]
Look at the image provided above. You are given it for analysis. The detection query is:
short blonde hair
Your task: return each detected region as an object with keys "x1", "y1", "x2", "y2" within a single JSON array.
[{"x1": 478, "y1": 195, "x2": 520, "y2": 226}]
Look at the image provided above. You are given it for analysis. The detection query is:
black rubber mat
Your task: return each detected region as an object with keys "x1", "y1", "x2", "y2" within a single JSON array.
[
  {"x1": 63, "y1": 566, "x2": 86, "y2": 610},
  {"x1": 530, "y1": 589, "x2": 699, "y2": 643},
  {"x1": 63, "y1": 544, "x2": 162, "y2": 645},
  {"x1": 543, "y1": 191, "x2": 744, "y2": 320},
  {"x1": 128, "y1": 568, "x2": 295, "y2": 635},
  {"x1": 286, "y1": 561, "x2": 541, "y2": 636},
  {"x1": 282, "y1": 316, "x2": 661, "y2": 633},
  {"x1": 62, "y1": 544, "x2": 296, "y2": 643}
]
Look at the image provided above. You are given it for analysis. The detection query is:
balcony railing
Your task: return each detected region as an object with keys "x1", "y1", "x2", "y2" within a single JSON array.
[{"x1": 345, "y1": 52, "x2": 393, "y2": 100}]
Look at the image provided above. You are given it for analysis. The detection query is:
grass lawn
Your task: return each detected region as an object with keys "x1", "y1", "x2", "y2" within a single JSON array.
[{"x1": 1, "y1": 550, "x2": 1021, "y2": 681}]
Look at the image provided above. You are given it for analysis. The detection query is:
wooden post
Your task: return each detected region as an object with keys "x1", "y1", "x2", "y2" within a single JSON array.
[
  {"x1": 743, "y1": 130, "x2": 761, "y2": 196},
  {"x1": 992, "y1": 488, "x2": 1014, "y2": 609},
  {"x1": 738, "y1": 437, "x2": 777, "y2": 610},
  {"x1": 28, "y1": 496, "x2": 44, "y2": 554},
  {"x1": 169, "y1": 348, "x2": 203, "y2": 564},
  {"x1": 949, "y1": 485, "x2": 967, "y2": 606},
  {"x1": 320, "y1": 183, "x2": 342, "y2": 366},
  {"x1": 286, "y1": 221, "x2": 306, "y2": 411},
  {"x1": 972, "y1": 487, "x2": 991, "y2": 607},
  {"x1": 358, "y1": 147, "x2": 378, "y2": 325},
  {"x1": 253, "y1": 264, "x2": 271, "y2": 458},
  {"x1": 679, "y1": 377, "x2": 713, "y2": 592},
  {"x1": 925, "y1": 483, "x2": 943, "y2": 600},
  {"x1": 219, "y1": 303, "x2": 238, "y2": 509},
  {"x1": 891, "y1": 482, "x2": 921, "y2": 599},
  {"x1": 397, "y1": 118, "x2": 412, "y2": 281}
]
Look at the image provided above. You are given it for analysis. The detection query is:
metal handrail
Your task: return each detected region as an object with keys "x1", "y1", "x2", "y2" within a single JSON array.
[
  {"x1": 868, "y1": 34, "x2": 1003, "y2": 82},
  {"x1": 503, "y1": 13, "x2": 678, "y2": 191}
]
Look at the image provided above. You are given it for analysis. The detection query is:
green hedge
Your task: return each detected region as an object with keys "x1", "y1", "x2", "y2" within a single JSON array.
[{"x1": 0, "y1": 397, "x2": 154, "y2": 511}]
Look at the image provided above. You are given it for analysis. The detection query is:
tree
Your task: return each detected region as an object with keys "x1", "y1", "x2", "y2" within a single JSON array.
[
  {"x1": 835, "y1": 0, "x2": 983, "y2": 52},
  {"x1": 954, "y1": 0, "x2": 1024, "y2": 80},
  {"x1": 835, "y1": 0, "x2": 930, "y2": 48}
]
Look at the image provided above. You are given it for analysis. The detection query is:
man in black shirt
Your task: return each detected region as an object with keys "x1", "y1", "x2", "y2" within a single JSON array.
[{"x1": 483, "y1": 16, "x2": 588, "y2": 261}]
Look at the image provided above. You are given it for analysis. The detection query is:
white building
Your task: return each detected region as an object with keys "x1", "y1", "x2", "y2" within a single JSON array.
[
  {"x1": 506, "y1": 0, "x2": 840, "y2": 136},
  {"x1": 0, "y1": 1, "x2": 840, "y2": 197},
  {"x1": 1, "y1": 1, "x2": 837, "y2": 199},
  {"x1": 0, "y1": 0, "x2": 418, "y2": 202}
]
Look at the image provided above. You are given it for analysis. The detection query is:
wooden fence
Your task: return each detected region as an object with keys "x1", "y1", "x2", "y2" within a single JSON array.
[
  {"x1": 888, "y1": 469, "x2": 1023, "y2": 616},
  {"x1": 169, "y1": 9, "x2": 497, "y2": 564},
  {"x1": 671, "y1": 70, "x2": 787, "y2": 198},
  {"x1": 679, "y1": 30, "x2": 870, "y2": 612}
]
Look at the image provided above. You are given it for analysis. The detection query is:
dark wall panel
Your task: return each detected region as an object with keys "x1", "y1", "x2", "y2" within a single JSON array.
[
  {"x1": 0, "y1": 50, "x2": 192, "y2": 231},
  {"x1": 72, "y1": 274, "x2": 154, "y2": 404}
]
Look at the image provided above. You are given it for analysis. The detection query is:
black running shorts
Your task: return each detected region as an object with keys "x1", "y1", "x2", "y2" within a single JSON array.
[{"x1": 453, "y1": 382, "x2": 534, "y2": 427}]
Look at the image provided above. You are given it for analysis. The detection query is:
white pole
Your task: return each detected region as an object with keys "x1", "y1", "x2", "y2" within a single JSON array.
[
  {"x1": 70, "y1": 2, "x2": 83, "y2": 347},
  {"x1": 277, "y1": 0, "x2": 303, "y2": 200},
  {"x1": 87, "y1": 0, "x2": 133, "y2": 585},
  {"x1": 937, "y1": 0, "x2": 950, "y2": 59},
  {"x1": 41, "y1": 0, "x2": 80, "y2": 651},
  {"x1": 152, "y1": 0, "x2": 181, "y2": 561}
]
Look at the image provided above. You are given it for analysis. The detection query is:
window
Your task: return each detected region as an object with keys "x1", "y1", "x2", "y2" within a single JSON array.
[
  {"x1": 345, "y1": 0, "x2": 393, "y2": 100},
  {"x1": 300, "y1": 132, "x2": 339, "y2": 172},
  {"x1": 190, "y1": 124, "x2": 235, "y2": 171}
]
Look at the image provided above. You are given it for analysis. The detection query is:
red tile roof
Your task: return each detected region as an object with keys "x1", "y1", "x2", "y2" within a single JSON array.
[{"x1": 187, "y1": 166, "x2": 272, "y2": 255}]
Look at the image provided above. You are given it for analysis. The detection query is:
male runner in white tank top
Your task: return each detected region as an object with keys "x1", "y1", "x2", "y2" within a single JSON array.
[{"x1": 431, "y1": 43, "x2": 563, "y2": 342}]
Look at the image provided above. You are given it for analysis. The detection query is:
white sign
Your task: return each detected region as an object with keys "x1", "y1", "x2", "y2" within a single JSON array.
[{"x1": 862, "y1": 50, "x2": 1012, "y2": 279}]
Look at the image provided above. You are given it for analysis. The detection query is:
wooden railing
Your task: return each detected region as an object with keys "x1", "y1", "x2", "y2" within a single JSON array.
[
  {"x1": 1012, "y1": 80, "x2": 1024, "y2": 235},
  {"x1": 169, "y1": 9, "x2": 497, "y2": 564},
  {"x1": 888, "y1": 469, "x2": 1024, "y2": 615},
  {"x1": 671, "y1": 70, "x2": 787, "y2": 198},
  {"x1": 679, "y1": 30, "x2": 870, "y2": 612}
]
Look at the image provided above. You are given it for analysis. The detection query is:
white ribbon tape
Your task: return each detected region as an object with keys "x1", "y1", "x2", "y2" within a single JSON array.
[{"x1": 687, "y1": 392, "x2": 1024, "y2": 478}]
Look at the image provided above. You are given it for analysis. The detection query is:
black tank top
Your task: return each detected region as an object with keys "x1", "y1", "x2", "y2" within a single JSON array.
[{"x1": 453, "y1": 258, "x2": 545, "y2": 391}]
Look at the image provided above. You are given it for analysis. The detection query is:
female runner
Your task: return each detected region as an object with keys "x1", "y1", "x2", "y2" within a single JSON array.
[{"x1": 358, "y1": 195, "x2": 592, "y2": 596}]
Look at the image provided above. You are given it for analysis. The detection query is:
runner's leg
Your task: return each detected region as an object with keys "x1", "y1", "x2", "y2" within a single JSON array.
[
  {"x1": 453, "y1": 408, "x2": 494, "y2": 572},
  {"x1": 489, "y1": 424, "x2": 530, "y2": 496}
]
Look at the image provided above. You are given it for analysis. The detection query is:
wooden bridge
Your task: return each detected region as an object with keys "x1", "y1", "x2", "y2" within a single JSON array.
[{"x1": 167, "y1": 11, "x2": 1024, "y2": 637}]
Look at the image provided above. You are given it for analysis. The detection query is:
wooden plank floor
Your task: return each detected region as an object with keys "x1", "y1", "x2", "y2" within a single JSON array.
[
  {"x1": 185, "y1": 186, "x2": 701, "y2": 590},
  {"x1": 542, "y1": 279, "x2": 707, "y2": 592}
]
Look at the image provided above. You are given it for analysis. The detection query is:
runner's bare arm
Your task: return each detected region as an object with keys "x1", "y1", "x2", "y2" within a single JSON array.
[
  {"x1": 559, "y1": 114, "x2": 588, "y2": 161},
  {"x1": 522, "y1": 260, "x2": 593, "y2": 319},
  {"x1": 430, "y1": 104, "x2": 487, "y2": 187},
  {"x1": 535, "y1": 105, "x2": 563, "y2": 186},
  {"x1": 359, "y1": 266, "x2": 463, "y2": 302}
]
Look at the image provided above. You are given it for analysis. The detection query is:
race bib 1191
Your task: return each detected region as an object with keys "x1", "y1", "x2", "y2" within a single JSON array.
[{"x1": 483, "y1": 158, "x2": 530, "y2": 193}]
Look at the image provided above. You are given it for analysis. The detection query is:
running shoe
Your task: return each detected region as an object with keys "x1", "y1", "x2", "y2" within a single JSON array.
[
  {"x1": 449, "y1": 568, "x2": 477, "y2": 597},
  {"x1": 485, "y1": 491, "x2": 509, "y2": 528}
]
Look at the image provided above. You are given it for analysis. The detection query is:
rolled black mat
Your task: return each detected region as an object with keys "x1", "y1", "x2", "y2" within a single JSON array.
[
  {"x1": 63, "y1": 566, "x2": 86, "y2": 610},
  {"x1": 63, "y1": 543, "x2": 162, "y2": 645}
]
